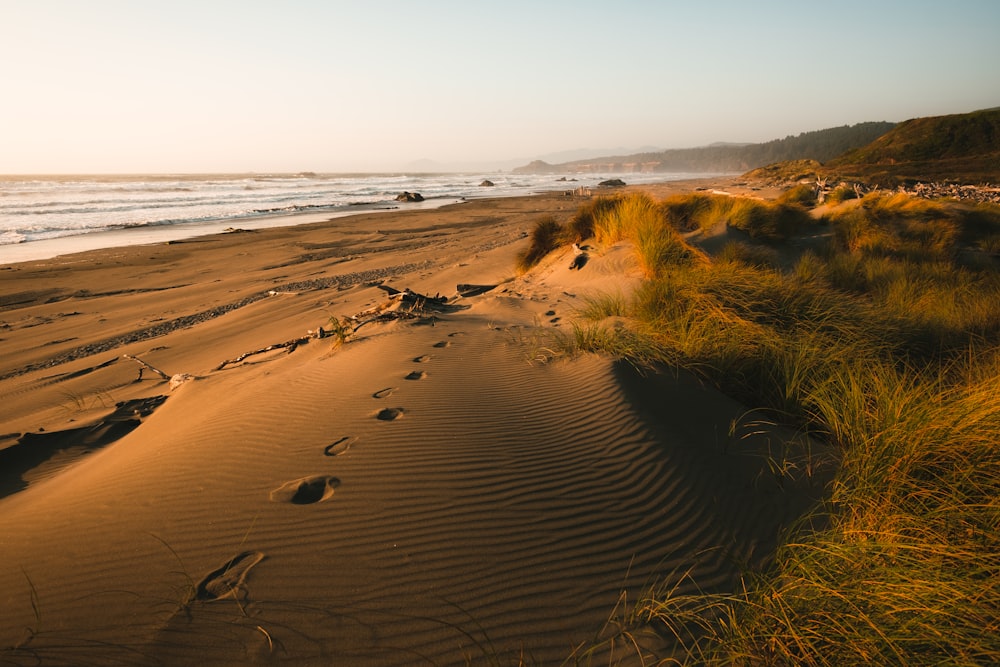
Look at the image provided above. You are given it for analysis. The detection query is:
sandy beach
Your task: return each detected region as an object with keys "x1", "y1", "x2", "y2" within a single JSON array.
[{"x1": 0, "y1": 178, "x2": 828, "y2": 665}]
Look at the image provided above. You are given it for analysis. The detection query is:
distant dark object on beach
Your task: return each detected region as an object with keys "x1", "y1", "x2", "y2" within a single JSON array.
[
  {"x1": 479, "y1": 180, "x2": 495, "y2": 187},
  {"x1": 395, "y1": 191, "x2": 424, "y2": 202},
  {"x1": 598, "y1": 178, "x2": 627, "y2": 188}
]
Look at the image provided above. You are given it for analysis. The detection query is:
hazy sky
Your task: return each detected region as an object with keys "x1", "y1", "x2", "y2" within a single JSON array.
[{"x1": 2, "y1": 0, "x2": 998, "y2": 173}]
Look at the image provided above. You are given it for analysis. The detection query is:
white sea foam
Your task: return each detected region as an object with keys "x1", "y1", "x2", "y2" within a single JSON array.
[{"x1": 0, "y1": 171, "x2": 702, "y2": 262}]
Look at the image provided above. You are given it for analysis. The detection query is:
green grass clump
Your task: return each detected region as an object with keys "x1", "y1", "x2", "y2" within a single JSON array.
[
  {"x1": 776, "y1": 183, "x2": 819, "y2": 208},
  {"x1": 590, "y1": 192, "x2": 708, "y2": 277},
  {"x1": 721, "y1": 197, "x2": 814, "y2": 241},
  {"x1": 659, "y1": 193, "x2": 723, "y2": 233},
  {"x1": 576, "y1": 291, "x2": 630, "y2": 321},
  {"x1": 824, "y1": 184, "x2": 860, "y2": 205},
  {"x1": 516, "y1": 215, "x2": 566, "y2": 272},
  {"x1": 565, "y1": 186, "x2": 1000, "y2": 664},
  {"x1": 565, "y1": 195, "x2": 621, "y2": 242},
  {"x1": 824, "y1": 192, "x2": 961, "y2": 261}
]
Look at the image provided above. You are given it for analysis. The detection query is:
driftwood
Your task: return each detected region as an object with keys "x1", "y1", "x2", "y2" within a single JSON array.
[
  {"x1": 214, "y1": 286, "x2": 451, "y2": 371},
  {"x1": 122, "y1": 354, "x2": 170, "y2": 381},
  {"x1": 456, "y1": 283, "x2": 497, "y2": 297},
  {"x1": 215, "y1": 336, "x2": 311, "y2": 371},
  {"x1": 350, "y1": 310, "x2": 423, "y2": 333}
]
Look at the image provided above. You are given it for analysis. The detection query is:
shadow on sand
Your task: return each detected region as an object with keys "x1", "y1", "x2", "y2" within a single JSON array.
[{"x1": 0, "y1": 395, "x2": 167, "y2": 499}]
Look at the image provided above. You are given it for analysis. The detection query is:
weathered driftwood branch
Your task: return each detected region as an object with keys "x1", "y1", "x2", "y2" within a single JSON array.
[
  {"x1": 350, "y1": 310, "x2": 422, "y2": 333},
  {"x1": 215, "y1": 286, "x2": 450, "y2": 370},
  {"x1": 122, "y1": 354, "x2": 171, "y2": 381},
  {"x1": 215, "y1": 336, "x2": 311, "y2": 371}
]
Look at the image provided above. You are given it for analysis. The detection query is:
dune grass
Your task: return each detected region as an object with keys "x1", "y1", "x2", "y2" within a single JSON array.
[
  {"x1": 547, "y1": 187, "x2": 1000, "y2": 664},
  {"x1": 516, "y1": 215, "x2": 567, "y2": 273}
]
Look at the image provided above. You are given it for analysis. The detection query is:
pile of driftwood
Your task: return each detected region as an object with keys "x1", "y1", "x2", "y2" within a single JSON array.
[
  {"x1": 219, "y1": 286, "x2": 460, "y2": 370},
  {"x1": 341, "y1": 285, "x2": 451, "y2": 333},
  {"x1": 128, "y1": 284, "x2": 486, "y2": 378}
]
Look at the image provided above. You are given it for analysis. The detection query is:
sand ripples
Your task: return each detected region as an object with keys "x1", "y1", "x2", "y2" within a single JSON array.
[{"x1": 0, "y1": 313, "x2": 826, "y2": 665}]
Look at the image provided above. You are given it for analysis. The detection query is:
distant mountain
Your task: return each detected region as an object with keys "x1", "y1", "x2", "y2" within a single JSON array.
[
  {"x1": 401, "y1": 147, "x2": 664, "y2": 173},
  {"x1": 402, "y1": 158, "x2": 524, "y2": 173},
  {"x1": 825, "y1": 108, "x2": 1000, "y2": 183},
  {"x1": 513, "y1": 122, "x2": 897, "y2": 174},
  {"x1": 535, "y1": 146, "x2": 664, "y2": 164}
]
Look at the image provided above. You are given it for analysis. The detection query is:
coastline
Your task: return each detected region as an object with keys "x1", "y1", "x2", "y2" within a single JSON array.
[
  {"x1": 0, "y1": 197, "x2": 465, "y2": 265},
  {"x1": 0, "y1": 172, "x2": 709, "y2": 265},
  {"x1": 0, "y1": 177, "x2": 823, "y2": 663}
]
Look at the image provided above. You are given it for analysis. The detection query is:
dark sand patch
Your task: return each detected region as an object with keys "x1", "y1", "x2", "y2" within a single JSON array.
[{"x1": 0, "y1": 395, "x2": 167, "y2": 498}]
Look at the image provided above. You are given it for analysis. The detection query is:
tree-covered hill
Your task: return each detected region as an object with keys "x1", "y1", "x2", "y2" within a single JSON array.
[
  {"x1": 825, "y1": 108, "x2": 1000, "y2": 183},
  {"x1": 514, "y1": 122, "x2": 897, "y2": 174}
]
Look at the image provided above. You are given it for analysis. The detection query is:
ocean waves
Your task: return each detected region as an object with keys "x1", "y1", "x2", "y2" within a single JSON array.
[{"x1": 0, "y1": 172, "x2": 687, "y2": 248}]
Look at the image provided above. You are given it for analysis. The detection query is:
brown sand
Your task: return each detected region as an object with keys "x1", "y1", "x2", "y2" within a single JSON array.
[{"x1": 0, "y1": 179, "x2": 830, "y2": 665}]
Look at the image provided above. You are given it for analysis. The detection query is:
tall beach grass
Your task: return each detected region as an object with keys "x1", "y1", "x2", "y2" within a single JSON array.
[{"x1": 535, "y1": 186, "x2": 1000, "y2": 664}]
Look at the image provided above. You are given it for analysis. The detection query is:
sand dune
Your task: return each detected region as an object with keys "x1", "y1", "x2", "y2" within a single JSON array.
[{"x1": 0, "y1": 182, "x2": 830, "y2": 665}]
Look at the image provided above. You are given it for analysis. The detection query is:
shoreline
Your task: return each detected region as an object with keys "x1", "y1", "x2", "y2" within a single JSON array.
[
  {"x1": 0, "y1": 175, "x2": 823, "y2": 663},
  {"x1": 0, "y1": 196, "x2": 466, "y2": 265},
  {"x1": 0, "y1": 174, "x2": 736, "y2": 266}
]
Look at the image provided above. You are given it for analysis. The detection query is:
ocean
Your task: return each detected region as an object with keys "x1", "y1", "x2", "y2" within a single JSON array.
[{"x1": 0, "y1": 172, "x2": 696, "y2": 263}]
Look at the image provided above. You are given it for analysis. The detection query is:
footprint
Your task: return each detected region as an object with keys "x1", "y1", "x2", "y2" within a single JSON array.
[
  {"x1": 372, "y1": 387, "x2": 397, "y2": 399},
  {"x1": 375, "y1": 407, "x2": 405, "y2": 421},
  {"x1": 270, "y1": 475, "x2": 340, "y2": 504},
  {"x1": 324, "y1": 436, "x2": 355, "y2": 457},
  {"x1": 447, "y1": 331, "x2": 466, "y2": 337},
  {"x1": 412, "y1": 354, "x2": 432, "y2": 363},
  {"x1": 194, "y1": 551, "x2": 265, "y2": 601},
  {"x1": 432, "y1": 341, "x2": 451, "y2": 349},
  {"x1": 545, "y1": 310, "x2": 556, "y2": 317},
  {"x1": 550, "y1": 317, "x2": 561, "y2": 323},
  {"x1": 404, "y1": 370, "x2": 426, "y2": 380}
]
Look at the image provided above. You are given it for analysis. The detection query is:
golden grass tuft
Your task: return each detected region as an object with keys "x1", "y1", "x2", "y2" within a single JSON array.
[
  {"x1": 590, "y1": 192, "x2": 709, "y2": 278},
  {"x1": 562, "y1": 186, "x2": 1000, "y2": 664},
  {"x1": 565, "y1": 195, "x2": 621, "y2": 242},
  {"x1": 776, "y1": 183, "x2": 819, "y2": 207}
]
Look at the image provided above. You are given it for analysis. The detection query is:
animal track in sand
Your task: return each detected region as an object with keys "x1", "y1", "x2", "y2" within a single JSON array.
[
  {"x1": 412, "y1": 354, "x2": 432, "y2": 363},
  {"x1": 194, "y1": 550, "x2": 265, "y2": 601},
  {"x1": 447, "y1": 331, "x2": 466, "y2": 337},
  {"x1": 432, "y1": 341, "x2": 451, "y2": 348},
  {"x1": 270, "y1": 475, "x2": 340, "y2": 504},
  {"x1": 404, "y1": 370, "x2": 427, "y2": 380},
  {"x1": 324, "y1": 436, "x2": 355, "y2": 457},
  {"x1": 373, "y1": 387, "x2": 397, "y2": 399},
  {"x1": 375, "y1": 407, "x2": 405, "y2": 421}
]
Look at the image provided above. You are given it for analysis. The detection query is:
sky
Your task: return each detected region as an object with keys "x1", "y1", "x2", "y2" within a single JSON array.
[{"x1": 1, "y1": 0, "x2": 998, "y2": 174}]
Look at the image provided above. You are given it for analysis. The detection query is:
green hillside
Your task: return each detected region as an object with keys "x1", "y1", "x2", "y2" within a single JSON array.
[
  {"x1": 514, "y1": 122, "x2": 897, "y2": 174},
  {"x1": 826, "y1": 108, "x2": 1000, "y2": 183}
]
